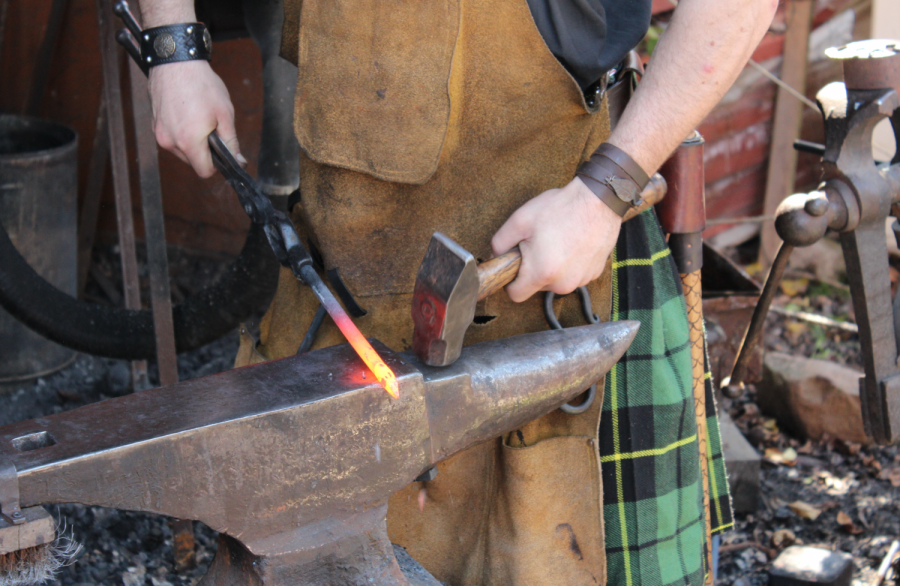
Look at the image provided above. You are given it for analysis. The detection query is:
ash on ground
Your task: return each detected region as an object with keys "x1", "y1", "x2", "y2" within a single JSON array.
[{"x1": 715, "y1": 237, "x2": 899, "y2": 586}]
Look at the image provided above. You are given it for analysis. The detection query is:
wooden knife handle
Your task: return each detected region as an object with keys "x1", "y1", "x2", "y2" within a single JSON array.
[{"x1": 477, "y1": 248, "x2": 522, "y2": 301}]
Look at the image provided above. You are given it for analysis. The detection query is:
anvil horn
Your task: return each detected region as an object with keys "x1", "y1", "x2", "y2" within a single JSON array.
[{"x1": 0, "y1": 321, "x2": 638, "y2": 585}]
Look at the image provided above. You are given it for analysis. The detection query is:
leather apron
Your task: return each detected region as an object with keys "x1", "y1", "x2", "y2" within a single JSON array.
[{"x1": 244, "y1": 1, "x2": 616, "y2": 583}]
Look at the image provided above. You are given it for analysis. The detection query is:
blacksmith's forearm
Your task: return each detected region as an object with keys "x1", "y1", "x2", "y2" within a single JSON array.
[
  {"x1": 139, "y1": 0, "x2": 196, "y2": 28},
  {"x1": 608, "y1": 0, "x2": 777, "y2": 175}
]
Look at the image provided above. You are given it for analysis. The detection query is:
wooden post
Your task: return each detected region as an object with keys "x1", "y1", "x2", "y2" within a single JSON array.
[{"x1": 758, "y1": 0, "x2": 814, "y2": 267}]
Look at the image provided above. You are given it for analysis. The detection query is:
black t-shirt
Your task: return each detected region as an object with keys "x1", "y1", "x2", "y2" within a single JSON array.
[{"x1": 527, "y1": 0, "x2": 652, "y2": 89}]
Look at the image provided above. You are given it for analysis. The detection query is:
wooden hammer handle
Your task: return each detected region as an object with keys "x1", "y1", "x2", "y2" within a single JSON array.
[{"x1": 477, "y1": 248, "x2": 522, "y2": 301}]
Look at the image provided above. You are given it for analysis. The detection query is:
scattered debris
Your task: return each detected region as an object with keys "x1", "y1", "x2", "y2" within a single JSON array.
[
  {"x1": 770, "y1": 305, "x2": 858, "y2": 333},
  {"x1": 717, "y1": 237, "x2": 899, "y2": 586},
  {"x1": 789, "y1": 501, "x2": 822, "y2": 521},
  {"x1": 769, "y1": 546, "x2": 854, "y2": 586},
  {"x1": 771, "y1": 529, "x2": 796, "y2": 549},
  {"x1": 873, "y1": 540, "x2": 899, "y2": 586}
]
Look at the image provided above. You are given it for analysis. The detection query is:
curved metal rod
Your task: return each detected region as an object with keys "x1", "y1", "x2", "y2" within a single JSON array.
[
  {"x1": 724, "y1": 242, "x2": 795, "y2": 397},
  {"x1": 544, "y1": 288, "x2": 601, "y2": 413}
]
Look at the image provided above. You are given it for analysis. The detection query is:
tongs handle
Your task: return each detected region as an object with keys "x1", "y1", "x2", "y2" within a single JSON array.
[{"x1": 112, "y1": 0, "x2": 314, "y2": 275}]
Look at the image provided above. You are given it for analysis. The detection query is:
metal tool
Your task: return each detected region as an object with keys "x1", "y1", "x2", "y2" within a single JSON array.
[
  {"x1": 411, "y1": 173, "x2": 668, "y2": 367},
  {"x1": 0, "y1": 322, "x2": 637, "y2": 585},
  {"x1": 543, "y1": 287, "x2": 601, "y2": 414},
  {"x1": 112, "y1": 1, "x2": 399, "y2": 397},
  {"x1": 726, "y1": 39, "x2": 900, "y2": 444}
]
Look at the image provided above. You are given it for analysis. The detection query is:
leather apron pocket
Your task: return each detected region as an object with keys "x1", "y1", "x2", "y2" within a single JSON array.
[
  {"x1": 487, "y1": 436, "x2": 606, "y2": 586},
  {"x1": 294, "y1": 0, "x2": 460, "y2": 185}
]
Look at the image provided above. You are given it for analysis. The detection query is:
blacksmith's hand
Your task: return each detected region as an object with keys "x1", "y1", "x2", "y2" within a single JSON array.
[
  {"x1": 147, "y1": 60, "x2": 243, "y2": 178},
  {"x1": 491, "y1": 178, "x2": 622, "y2": 303}
]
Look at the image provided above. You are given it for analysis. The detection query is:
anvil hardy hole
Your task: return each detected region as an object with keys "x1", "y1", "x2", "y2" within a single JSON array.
[
  {"x1": 473, "y1": 315, "x2": 497, "y2": 325},
  {"x1": 11, "y1": 431, "x2": 56, "y2": 452}
]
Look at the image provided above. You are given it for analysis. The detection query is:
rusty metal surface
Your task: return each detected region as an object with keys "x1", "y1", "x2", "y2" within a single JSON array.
[
  {"x1": 0, "y1": 452, "x2": 22, "y2": 525},
  {"x1": 97, "y1": 0, "x2": 149, "y2": 389},
  {"x1": 127, "y1": 43, "x2": 179, "y2": 388},
  {"x1": 826, "y1": 40, "x2": 900, "y2": 93},
  {"x1": 0, "y1": 322, "x2": 637, "y2": 584},
  {"x1": 823, "y1": 72, "x2": 900, "y2": 443},
  {"x1": 725, "y1": 43, "x2": 900, "y2": 440},
  {"x1": 726, "y1": 243, "x2": 794, "y2": 398}
]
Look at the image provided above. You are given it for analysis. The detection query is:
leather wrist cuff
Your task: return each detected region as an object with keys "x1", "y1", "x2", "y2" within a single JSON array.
[
  {"x1": 593, "y1": 143, "x2": 650, "y2": 188},
  {"x1": 140, "y1": 23, "x2": 212, "y2": 68},
  {"x1": 576, "y1": 154, "x2": 645, "y2": 218}
]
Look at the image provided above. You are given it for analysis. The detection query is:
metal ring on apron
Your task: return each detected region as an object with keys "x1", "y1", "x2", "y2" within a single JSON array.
[{"x1": 544, "y1": 287, "x2": 600, "y2": 415}]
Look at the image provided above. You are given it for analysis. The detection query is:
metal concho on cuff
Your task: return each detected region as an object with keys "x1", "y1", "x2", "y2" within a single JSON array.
[
  {"x1": 576, "y1": 144, "x2": 650, "y2": 218},
  {"x1": 140, "y1": 23, "x2": 211, "y2": 67}
]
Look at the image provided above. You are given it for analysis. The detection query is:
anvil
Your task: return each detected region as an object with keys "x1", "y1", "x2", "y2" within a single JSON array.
[{"x1": 0, "y1": 322, "x2": 637, "y2": 585}]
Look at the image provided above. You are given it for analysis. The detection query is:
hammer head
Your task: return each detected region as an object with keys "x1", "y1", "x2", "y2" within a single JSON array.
[{"x1": 412, "y1": 233, "x2": 479, "y2": 366}]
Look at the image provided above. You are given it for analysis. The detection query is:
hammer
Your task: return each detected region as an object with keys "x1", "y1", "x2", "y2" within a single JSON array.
[{"x1": 412, "y1": 173, "x2": 667, "y2": 366}]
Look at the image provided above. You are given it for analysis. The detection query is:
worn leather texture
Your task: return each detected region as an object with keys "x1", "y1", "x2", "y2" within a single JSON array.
[
  {"x1": 292, "y1": 0, "x2": 459, "y2": 184},
  {"x1": 256, "y1": 0, "x2": 616, "y2": 584}
]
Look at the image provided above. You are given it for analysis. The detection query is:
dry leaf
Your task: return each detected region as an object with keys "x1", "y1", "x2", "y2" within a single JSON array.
[
  {"x1": 745, "y1": 262, "x2": 763, "y2": 277},
  {"x1": 836, "y1": 511, "x2": 864, "y2": 534},
  {"x1": 772, "y1": 529, "x2": 796, "y2": 549},
  {"x1": 789, "y1": 501, "x2": 822, "y2": 520},
  {"x1": 782, "y1": 447, "x2": 798, "y2": 465},
  {"x1": 786, "y1": 321, "x2": 808, "y2": 336},
  {"x1": 763, "y1": 419, "x2": 779, "y2": 433},
  {"x1": 797, "y1": 441, "x2": 815, "y2": 454},
  {"x1": 780, "y1": 278, "x2": 809, "y2": 297},
  {"x1": 765, "y1": 447, "x2": 797, "y2": 466}
]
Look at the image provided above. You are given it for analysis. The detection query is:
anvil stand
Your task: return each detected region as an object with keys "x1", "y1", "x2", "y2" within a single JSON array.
[
  {"x1": 0, "y1": 324, "x2": 637, "y2": 585},
  {"x1": 726, "y1": 39, "x2": 900, "y2": 445}
]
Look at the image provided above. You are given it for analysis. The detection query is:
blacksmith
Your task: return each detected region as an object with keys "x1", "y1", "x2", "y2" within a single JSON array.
[{"x1": 138, "y1": 0, "x2": 776, "y2": 583}]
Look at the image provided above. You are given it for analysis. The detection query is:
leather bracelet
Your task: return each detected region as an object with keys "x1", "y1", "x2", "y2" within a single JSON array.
[
  {"x1": 577, "y1": 156, "x2": 640, "y2": 217},
  {"x1": 140, "y1": 23, "x2": 212, "y2": 68},
  {"x1": 593, "y1": 143, "x2": 650, "y2": 188},
  {"x1": 576, "y1": 171, "x2": 631, "y2": 217}
]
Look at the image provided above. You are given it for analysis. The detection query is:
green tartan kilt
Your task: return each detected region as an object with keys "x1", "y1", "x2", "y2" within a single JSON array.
[{"x1": 601, "y1": 209, "x2": 733, "y2": 586}]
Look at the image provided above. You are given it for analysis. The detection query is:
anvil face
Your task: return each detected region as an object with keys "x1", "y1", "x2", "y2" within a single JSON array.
[
  {"x1": 0, "y1": 322, "x2": 638, "y2": 585},
  {"x1": 1, "y1": 342, "x2": 429, "y2": 554}
]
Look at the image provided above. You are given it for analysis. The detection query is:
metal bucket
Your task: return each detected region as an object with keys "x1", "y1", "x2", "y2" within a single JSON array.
[{"x1": 0, "y1": 115, "x2": 78, "y2": 382}]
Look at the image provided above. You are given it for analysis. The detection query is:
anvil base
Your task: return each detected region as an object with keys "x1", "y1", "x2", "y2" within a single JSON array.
[{"x1": 199, "y1": 505, "x2": 440, "y2": 586}]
